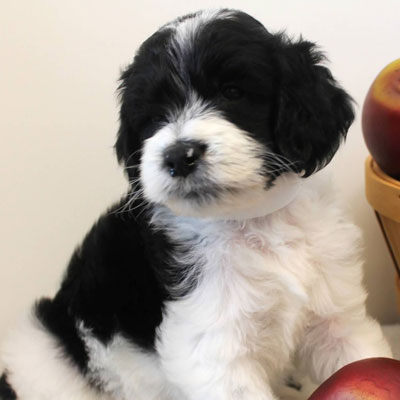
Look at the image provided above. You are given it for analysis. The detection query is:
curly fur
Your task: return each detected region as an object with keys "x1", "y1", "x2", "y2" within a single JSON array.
[{"x1": 0, "y1": 9, "x2": 391, "y2": 400}]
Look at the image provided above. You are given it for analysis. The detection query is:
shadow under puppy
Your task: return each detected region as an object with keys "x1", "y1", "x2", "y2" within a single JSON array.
[{"x1": 0, "y1": 9, "x2": 392, "y2": 400}]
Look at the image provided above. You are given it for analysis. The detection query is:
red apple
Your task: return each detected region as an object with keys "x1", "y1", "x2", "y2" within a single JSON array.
[
  {"x1": 362, "y1": 59, "x2": 400, "y2": 180},
  {"x1": 308, "y1": 358, "x2": 400, "y2": 399}
]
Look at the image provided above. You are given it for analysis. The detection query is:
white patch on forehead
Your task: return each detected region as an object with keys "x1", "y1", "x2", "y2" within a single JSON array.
[
  {"x1": 173, "y1": 9, "x2": 233, "y2": 49},
  {"x1": 163, "y1": 9, "x2": 236, "y2": 84},
  {"x1": 161, "y1": 10, "x2": 236, "y2": 98},
  {"x1": 166, "y1": 9, "x2": 234, "y2": 48}
]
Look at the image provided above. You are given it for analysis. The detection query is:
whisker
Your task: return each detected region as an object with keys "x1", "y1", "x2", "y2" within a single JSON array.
[
  {"x1": 124, "y1": 149, "x2": 143, "y2": 166},
  {"x1": 124, "y1": 163, "x2": 141, "y2": 171},
  {"x1": 262, "y1": 151, "x2": 299, "y2": 174},
  {"x1": 112, "y1": 177, "x2": 147, "y2": 215}
]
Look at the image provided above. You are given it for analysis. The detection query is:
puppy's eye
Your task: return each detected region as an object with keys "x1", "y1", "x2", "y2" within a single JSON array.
[
  {"x1": 152, "y1": 115, "x2": 167, "y2": 124},
  {"x1": 221, "y1": 85, "x2": 243, "y2": 100}
]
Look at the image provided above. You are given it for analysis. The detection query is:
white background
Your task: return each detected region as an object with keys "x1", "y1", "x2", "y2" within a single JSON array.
[{"x1": 1, "y1": 0, "x2": 400, "y2": 352}]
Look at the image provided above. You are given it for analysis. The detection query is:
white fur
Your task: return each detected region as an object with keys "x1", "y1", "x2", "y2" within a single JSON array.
[
  {"x1": 152, "y1": 176, "x2": 391, "y2": 399},
  {"x1": 140, "y1": 105, "x2": 303, "y2": 219},
  {"x1": 1, "y1": 311, "x2": 113, "y2": 400},
  {"x1": 78, "y1": 324, "x2": 185, "y2": 400},
  {"x1": 162, "y1": 10, "x2": 235, "y2": 91},
  {"x1": 173, "y1": 10, "x2": 230, "y2": 48},
  {"x1": 166, "y1": 9, "x2": 234, "y2": 55},
  {"x1": 1, "y1": 175, "x2": 392, "y2": 400}
]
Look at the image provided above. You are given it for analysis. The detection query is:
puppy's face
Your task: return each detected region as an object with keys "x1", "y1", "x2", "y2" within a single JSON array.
[{"x1": 116, "y1": 10, "x2": 354, "y2": 219}]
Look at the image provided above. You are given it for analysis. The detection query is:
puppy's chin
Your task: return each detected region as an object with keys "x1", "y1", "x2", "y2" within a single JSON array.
[{"x1": 162, "y1": 173, "x2": 302, "y2": 220}]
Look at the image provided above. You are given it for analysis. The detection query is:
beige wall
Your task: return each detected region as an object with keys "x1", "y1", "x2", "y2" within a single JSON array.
[{"x1": 1, "y1": 0, "x2": 400, "y2": 352}]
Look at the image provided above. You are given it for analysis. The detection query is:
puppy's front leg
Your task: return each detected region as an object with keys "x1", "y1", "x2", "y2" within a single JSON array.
[
  {"x1": 175, "y1": 357, "x2": 278, "y2": 400},
  {"x1": 298, "y1": 308, "x2": 392, "y2": 384},
  {"x1": 158, "y1": 325, "x2": 278, "y2": 400},
  {"x1": 298, "y1": 240, "x2": 392, "y2": 382}
]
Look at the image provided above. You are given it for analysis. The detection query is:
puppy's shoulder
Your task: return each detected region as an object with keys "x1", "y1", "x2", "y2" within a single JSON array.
[
  {"x1": 37, "y1": 198, "x2": 171, "y2": 348},
  {"x1": 294, "y1": 170, "x2": 363, "y2": 246}
]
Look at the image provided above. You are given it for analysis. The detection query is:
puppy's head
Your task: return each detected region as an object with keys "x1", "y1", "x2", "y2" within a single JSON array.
[{"x1": 116, "y1": 9, "x2": 354, "y2": 219}]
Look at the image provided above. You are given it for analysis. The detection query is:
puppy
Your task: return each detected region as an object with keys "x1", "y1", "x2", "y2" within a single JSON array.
[{"x1": 0, "y1": 9, "x2": 392, "y2": 400}]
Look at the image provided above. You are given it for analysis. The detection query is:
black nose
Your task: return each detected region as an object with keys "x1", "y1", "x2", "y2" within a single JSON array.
[{"x1": 163, "y1": 141, "x2": 206, "y2": 178}]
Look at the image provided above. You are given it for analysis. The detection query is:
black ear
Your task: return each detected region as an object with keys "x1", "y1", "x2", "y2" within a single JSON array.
[
  {"x1": 114, "y1": 65, "x2": 142, "y2": 178},
  {"x1": 115, "y1": 110, "x2": 130, "y2": 166},
  {"x1": 274, "y1": 39, "x2": 355, "y2": 177}
]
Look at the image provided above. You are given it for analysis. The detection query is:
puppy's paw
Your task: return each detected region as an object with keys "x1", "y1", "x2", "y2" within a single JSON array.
[{"x1": 231, "y1": 386, "x2": 277, "y2": 400}]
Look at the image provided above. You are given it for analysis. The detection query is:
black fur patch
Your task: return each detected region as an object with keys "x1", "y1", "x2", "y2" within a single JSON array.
[
  {"x1": 33, "y1": 197, "x2": 179, "y2": 376},
  {"x1": 115, "y1": 10, "x2": 354, "y2": 182},
  {"x1": 35, "y1": 297, "x2": 90, "y2": 374},
  {"x1": 0, "y1": 374, "x2": 17, "y2": 400}
]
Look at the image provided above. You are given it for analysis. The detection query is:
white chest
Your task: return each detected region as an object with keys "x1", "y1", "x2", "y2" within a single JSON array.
[{"x1": 156, "y1": 213, "x2": 313, "y2": 385}]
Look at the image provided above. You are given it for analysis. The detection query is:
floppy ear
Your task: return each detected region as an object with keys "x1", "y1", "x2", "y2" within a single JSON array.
[
  {"x1": 115, "y1": 112, "x2": 142, "y2": 171},
  {"x1": 274, "y1": 39, "x2": 355, "y2": 177},
  {"x1": 114, "y1": 65, "x2": 142, "y2": 179},
  {"x1": 115, "y1": 109, "x2": 131, "y2": 166}
]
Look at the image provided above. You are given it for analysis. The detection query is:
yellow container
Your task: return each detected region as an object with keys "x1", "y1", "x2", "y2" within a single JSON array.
[
  {"x1": 397, "y1": 276, "x2": 400, "y2": 312},
  {"x1": 365, "y1": 156, "x2": 400, "y2": 310}
]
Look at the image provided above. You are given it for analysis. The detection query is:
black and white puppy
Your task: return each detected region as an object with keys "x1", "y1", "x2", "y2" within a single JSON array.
[{"x1": 0, "y1": 9, "x2": 392, "y2": 400}]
